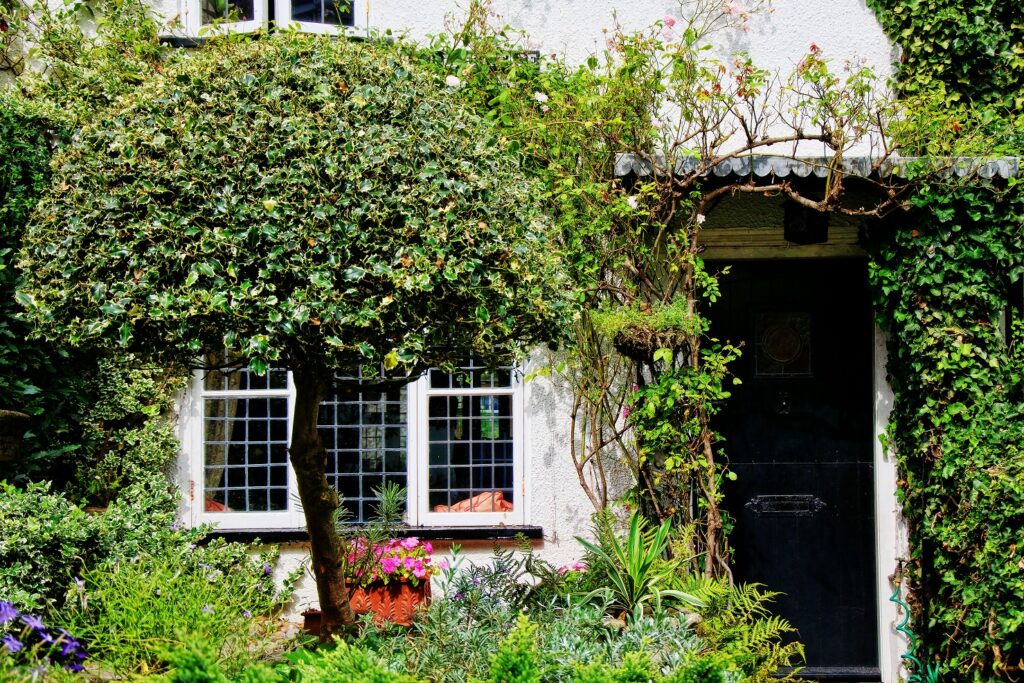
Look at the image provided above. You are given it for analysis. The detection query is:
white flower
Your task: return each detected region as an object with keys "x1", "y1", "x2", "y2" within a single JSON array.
[
  {"x1": 534, "y1": 91, "x2": 549, "y2": 103},
  {"x1": 626, "y1": 196, "x2": 639, "y2": 210},
  {"x1": 696, "y1": 213, "x2": 706, "y2": 225},
  {"x1": 444, "y1": 75, "x2": 462, "y2": 89},
  {"x1": 651, "y1": 117, "x2": 663, "y2": 130}
]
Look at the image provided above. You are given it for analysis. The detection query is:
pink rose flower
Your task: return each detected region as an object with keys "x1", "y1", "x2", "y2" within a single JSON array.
[{"x1": 663, "y1": 15, "x2": 676, "y2": 27}]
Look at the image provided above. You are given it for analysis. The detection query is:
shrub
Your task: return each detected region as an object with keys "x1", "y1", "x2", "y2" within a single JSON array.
[
  {"x1": 92, "y1": 473, "x2": 202, "y2": 565},
  {"x1": 166, "y1": 639, "x2": 281, "y2": 683},
  {"x1": 58, "y1": 549, "x2": 291, "y2": 677},
  {"x1": 0, "y1": 94, "x2": 83, "y2": 472},
  {"x1": 291, "y1": 640, "x2": 424, "y2": 683},
  {"x1": 489, "y1": 616, "x2": 541, "y2": 683},
  {"x1": 662, "y1": 657, "x2": 727, "y2": 683},
  {"x1": 69, "y1": 356, "x2": 186, "y2": 505},
  {"x1": 0, "y1": 481, "x2": 96, "y2": 613}
]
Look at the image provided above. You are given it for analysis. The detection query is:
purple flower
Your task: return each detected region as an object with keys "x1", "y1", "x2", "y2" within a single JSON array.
[
  {"x1": 65, "y1": 663, "x2": 85, "y2": 673},
  {"x1": 201, "y1": 605, "x2": 214, "y2": 615},
  {"x1": 38, "y1": 630, "x2": 55, "y2": 645},
  {"x1": 263, "y1": 564, "x2": 272, "y2": 576},
  {"x1": 21, "y1": 614, "x2": 45, "y2": 631},
  {"x1": 242, "y1": 610, "x2": 252, "y2": 618},
  {"x1": 2, "y1": 634, "x2": 23, "y2": 653},
  {"x1": 453, "y1": 592, "x2": 463, "y2": 601},
  {"x1": 0, "y1": 601, "x2": 17, "y2": 624},
  {"x1": 61, "y1": 638, "x2": 81, "y2": 657},
  {"x1": 73, "y1": 577, "x2": 85, "y2": 590}
]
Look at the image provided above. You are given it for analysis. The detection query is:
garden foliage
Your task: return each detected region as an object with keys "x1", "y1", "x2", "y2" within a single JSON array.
[
  {"x1": 0, "y1": 477, "x2": 299, "y2": 677},
  {"x1": 867, "y1": 183, "x2": 1024, "y2": 680},
  {"x1": 863, "y1": 1, "x2": 1024, "y2": 679},
  {"x1": 18, "y1": 30, "x2": 571, "y2": 633}
]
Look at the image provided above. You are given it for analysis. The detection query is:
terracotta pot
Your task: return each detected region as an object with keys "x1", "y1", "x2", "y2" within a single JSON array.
[
  {"x1": 301, "y1": 580, "x2": 431, "y2": 635},
  {"x1": 349, "y1": 579, "x2": 431, "y2": 626}
]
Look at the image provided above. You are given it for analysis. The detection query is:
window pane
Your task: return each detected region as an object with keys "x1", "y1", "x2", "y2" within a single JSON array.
[
  {"x1": 291, "y1": 0, "x2": 353, "y2": 25},
  {"x1": 319, "y1": 381, "x2": 407, "y2": 522},
  {"x1": 428, "y1": 359, "x2": 514, "y2": 390},
  {"x1": 203, "y1": 395, "x2": 289, "y2": 513},
  {"x1": 202, "y1": 0, "x2": 254, "y2": 23},
  {"x1": 427, "y1": 391, "x2": 514, "y2": 513}
]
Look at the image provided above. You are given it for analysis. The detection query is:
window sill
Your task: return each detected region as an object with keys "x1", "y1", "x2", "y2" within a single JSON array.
[{"x1": 203, "y1": 525, "x2": 544, "y2": 544}]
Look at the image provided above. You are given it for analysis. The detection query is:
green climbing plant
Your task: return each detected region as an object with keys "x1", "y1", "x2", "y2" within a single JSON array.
[{"x1": 865, "y1": 1, "x2": 1024, "y2": 680}]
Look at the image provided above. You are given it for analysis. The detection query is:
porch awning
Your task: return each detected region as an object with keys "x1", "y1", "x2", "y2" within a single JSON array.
[{"x1": 613, "y1": 154, "x2": 1020, "y2": 180}]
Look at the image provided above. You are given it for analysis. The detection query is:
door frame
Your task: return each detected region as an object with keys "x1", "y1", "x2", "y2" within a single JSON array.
[
  {"x1": 873, "y1": 325, "x2": 910, "y2": 683},
  {"x1": 704, "y1": 252, "x2": 908, "y2": 682},
  {"x1": 702, "y1": 216, "x2": 911, "y2": 681}
]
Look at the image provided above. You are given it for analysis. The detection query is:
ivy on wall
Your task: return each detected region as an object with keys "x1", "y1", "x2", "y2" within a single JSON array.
[
  {"x1": 867, "y1": 0, "x2": 1023, "y2": 109},
  {"x1": 865, "y1": 2, "x2": 1024, "y2": 679},
  {"x1": 867, "y1": 183, "x2": 1024, "y2": 680}
]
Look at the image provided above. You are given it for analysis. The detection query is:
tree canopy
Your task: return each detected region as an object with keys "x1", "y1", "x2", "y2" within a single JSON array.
[
  {"x1": 18, "y1": 31, "x2": 572, "y2": 636},
  {"x1": 19, "y1": 32, "x2": 570, "y2": 379}
]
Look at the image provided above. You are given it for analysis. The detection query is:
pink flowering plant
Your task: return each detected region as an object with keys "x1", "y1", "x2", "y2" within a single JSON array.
[{"x1": 347, "y1": 537, "x2": 438, "y2": 588}]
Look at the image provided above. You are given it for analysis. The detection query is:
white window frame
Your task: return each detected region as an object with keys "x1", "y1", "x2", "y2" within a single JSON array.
[
  {"x1": 180, "y1": 0, "x2": 364, "y2": 36},
  {"x1": 181, "y1": 0, "x2": 268, "y2": 37},
  {"x1": 274, "y1": 0, "x2": 364, "y2": 35},
  {"x1": 180, "y1": 370, "x2": 305, "y2": 529},
  {"x1": 413, "y1": 374, "x2": 527, "y2": 527},
  {"x1": 180, "y1": 367, "x2": 527, "y2": 530}
]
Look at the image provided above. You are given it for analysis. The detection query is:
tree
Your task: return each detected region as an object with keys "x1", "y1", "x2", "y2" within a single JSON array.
[{"x1": 19, "y1": 32, "x2": 570, "y2": 636}]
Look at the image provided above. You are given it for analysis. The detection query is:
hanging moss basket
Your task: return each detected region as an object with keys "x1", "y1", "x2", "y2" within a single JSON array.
[
  {"x1": 0, "y1": 410, "x2": 30, "y2": 463},
  {"x1": 613, "y1": 325, "x2": 691, "y2": 361}
]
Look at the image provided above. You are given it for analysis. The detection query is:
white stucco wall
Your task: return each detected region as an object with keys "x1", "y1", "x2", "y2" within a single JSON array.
[{"x1": 152, "y1": 0, "x2": 895, "y2": 79}]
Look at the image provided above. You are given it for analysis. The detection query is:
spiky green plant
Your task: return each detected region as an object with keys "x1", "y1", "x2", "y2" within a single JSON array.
[{"x1": 577, "y1": 512, "x2": 702, "y2": 617}]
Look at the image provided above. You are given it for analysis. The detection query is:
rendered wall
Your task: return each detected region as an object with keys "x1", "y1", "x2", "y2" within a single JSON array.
[{"x1": 153, "y1": 0, "x2": 896, "y2": 77}]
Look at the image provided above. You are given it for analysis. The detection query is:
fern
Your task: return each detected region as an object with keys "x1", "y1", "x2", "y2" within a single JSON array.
[{"x1": 675, "y1": 577, "x2": 805, "y2": 682}]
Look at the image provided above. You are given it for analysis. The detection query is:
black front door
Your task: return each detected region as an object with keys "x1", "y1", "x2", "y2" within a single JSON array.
[{"x1": 711, "y1": 259, "x2": 879, "y2": 681}]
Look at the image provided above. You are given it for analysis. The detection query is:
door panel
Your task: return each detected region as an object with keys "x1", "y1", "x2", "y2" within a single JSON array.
[{"x1": 711, "y1": 260, "x2": 879, "y2": 680}]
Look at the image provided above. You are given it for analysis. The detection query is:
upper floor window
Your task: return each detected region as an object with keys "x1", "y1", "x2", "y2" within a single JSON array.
[
  {"x1": 179, "y1": 361, "x2": 525, "y2": 530},
  {"x1": 182, "y1": 0, "x2": 358, "y2": 36}
]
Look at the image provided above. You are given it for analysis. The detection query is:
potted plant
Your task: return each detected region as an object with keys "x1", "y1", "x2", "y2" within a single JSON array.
[
  {"x1": 302, "y1": 483, "x2": 438, "y2": 632},
  {"x1": 346, "y1": 536, "x2": 437, "y2": 626}
]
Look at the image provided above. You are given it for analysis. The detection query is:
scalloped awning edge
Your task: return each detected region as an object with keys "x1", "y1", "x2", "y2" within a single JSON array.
[{"x1": 612, "y1": 154, "x2": 1020, "y2": 180}]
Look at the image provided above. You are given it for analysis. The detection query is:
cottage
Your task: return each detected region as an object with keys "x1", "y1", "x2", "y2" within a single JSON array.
[{"x1": 135, "y1": 1, "x2": 961, "y2": 680}]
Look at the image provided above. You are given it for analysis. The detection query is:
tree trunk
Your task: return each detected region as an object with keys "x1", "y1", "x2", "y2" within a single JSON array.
[{"x1": 290, "y1": 367, "x2": 357, "y2": 639}]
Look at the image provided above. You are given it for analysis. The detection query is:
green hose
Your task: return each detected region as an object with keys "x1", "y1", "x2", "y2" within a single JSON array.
[{"x1": 889, "y1": 562, "x2": 941, "y2": 683}]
